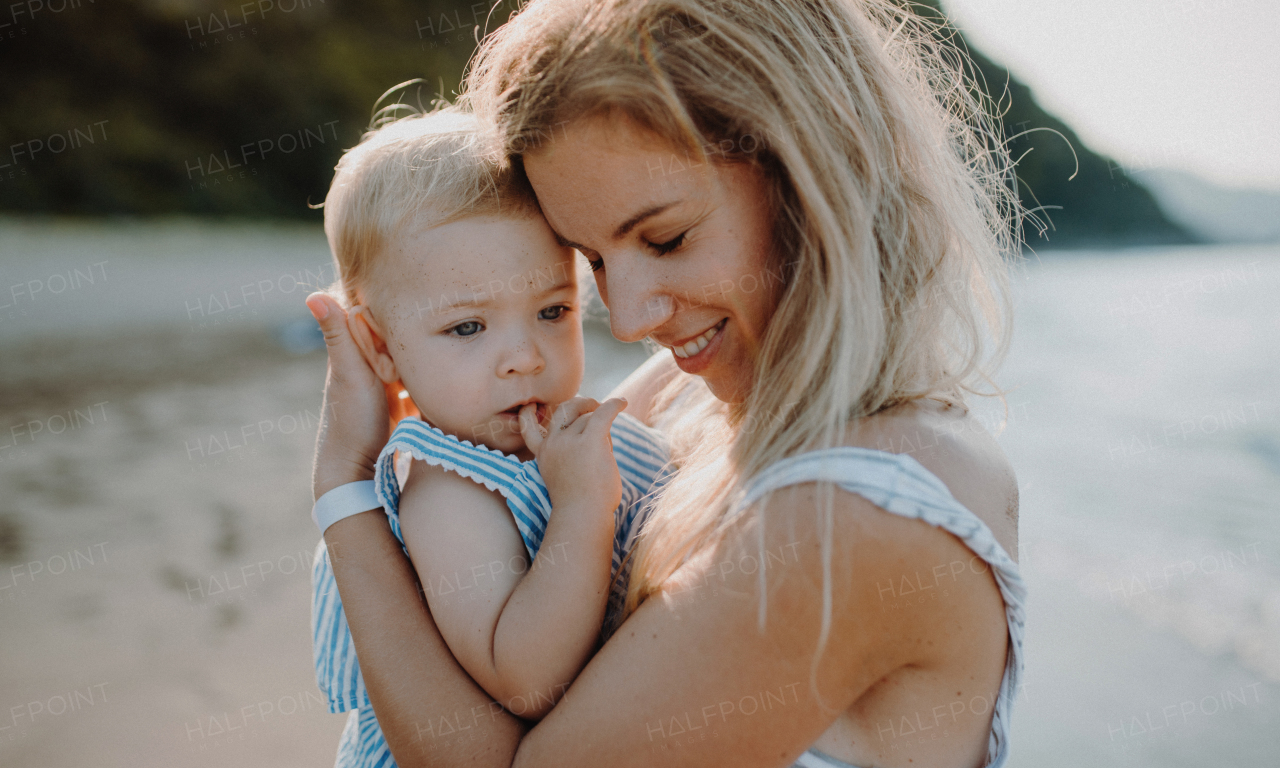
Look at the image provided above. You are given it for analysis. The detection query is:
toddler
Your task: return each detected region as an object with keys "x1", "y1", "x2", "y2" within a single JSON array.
[{"x1": 309, "y1": 107, "x2": 671, "y2": 767}]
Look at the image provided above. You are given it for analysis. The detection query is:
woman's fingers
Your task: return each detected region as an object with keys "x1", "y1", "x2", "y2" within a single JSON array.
[
  {"x1": 309, "y1": 295, "x2": 379, "y2": 388},
  {"x1": 307, "y1": 293, "x2": 391, "y2": 498},
  {"x1": 518, "y1": 402, "x2": 547, "y2": 455}
]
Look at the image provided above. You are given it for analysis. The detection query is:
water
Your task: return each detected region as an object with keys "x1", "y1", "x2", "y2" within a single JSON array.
[
  {"x1": 987, "y1": 246, "x2": 1280, "y2": 764},
  {"x1": 0, "y1": 221, "x2": 1276, "y2": 765}
]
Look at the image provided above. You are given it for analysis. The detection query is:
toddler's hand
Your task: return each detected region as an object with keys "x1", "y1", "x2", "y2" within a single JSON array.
[{"x1": 519, "y1": 397, "x2": 626, "y2": 515}]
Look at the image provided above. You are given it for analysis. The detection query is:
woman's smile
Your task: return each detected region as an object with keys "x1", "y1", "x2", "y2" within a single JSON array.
[{"x1": 661, "y1": 317, "x2": 728, "y2": 372}]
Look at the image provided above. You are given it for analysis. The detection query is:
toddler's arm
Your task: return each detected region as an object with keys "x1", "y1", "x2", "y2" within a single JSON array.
[{"x1": 396, "y1": 398, "x2": 625, "y2": 721}]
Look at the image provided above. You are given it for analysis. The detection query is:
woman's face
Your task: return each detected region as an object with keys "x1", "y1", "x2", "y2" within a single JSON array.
[{"x1": 523, "y1": 116, "x2": 782, "y2": 403}]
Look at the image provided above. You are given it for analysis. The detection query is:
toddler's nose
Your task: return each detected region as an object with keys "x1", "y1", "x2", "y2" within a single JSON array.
[{"x1": 499, "y1": 340, "x2": 545, "y2": 377}]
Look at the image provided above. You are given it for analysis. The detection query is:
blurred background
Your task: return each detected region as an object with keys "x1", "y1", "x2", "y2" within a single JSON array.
[{"x1": 0, "y1": 0, "x2": 1276, "y2": 765}]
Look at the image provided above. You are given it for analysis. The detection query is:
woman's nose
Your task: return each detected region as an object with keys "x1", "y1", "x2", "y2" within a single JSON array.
[{"x1": 597, "y1": 258, "x2": 672, "y2": 343}]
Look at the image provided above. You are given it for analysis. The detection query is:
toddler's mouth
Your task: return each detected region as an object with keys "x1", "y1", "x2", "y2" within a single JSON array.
[{"x1": 501, "y1": 400, "x2": 546, "y2": 421}]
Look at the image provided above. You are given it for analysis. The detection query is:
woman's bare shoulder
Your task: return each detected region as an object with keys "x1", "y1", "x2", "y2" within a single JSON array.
[
  {"x1": 664, "y1": 468, "x2": 1008, "y2": 680},
  {"x1": 843, "y1": 399, "x2": 1020, "y2": 561}
]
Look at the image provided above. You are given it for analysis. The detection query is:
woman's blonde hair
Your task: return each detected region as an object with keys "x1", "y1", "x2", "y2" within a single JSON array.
[
  {"x1": 465, "y1": 0, "x2": 1020, "y2": 654},
  {"x1": 323, "y1": 99, "x2": 539, "y2": 307}
]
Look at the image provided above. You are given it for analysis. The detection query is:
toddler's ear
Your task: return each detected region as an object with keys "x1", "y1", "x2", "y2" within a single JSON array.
[{"x1": 348, "y1": 305, "x2": 400, "y2": 384}]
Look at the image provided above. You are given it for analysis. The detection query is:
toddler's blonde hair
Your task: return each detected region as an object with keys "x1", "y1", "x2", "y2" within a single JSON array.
[{"x1": 323, "y1": 101, "x2": 540, "y2": 306}]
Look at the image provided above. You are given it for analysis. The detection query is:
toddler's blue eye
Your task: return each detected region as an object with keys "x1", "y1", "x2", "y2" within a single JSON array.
[
  {"x1": 539, "y1": 305, "x2": 568, "y2": 320},
  {"x1": 452, "y1": 321, "x2": 481, "y2": 336}
]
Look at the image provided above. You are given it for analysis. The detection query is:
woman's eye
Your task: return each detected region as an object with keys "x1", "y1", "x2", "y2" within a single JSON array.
[
  {"x1": 586, "y1": 256, "x2": 604, "y2": 273},
  {"x1": 450, "y1": 321, "x2": 482, "y2": 337},
  {"x1": 539, "y1": 305, "x2": 569, "y2": 320},
  {"x1": 648, "y1": 232, "x2": 687, "y2": 256}
]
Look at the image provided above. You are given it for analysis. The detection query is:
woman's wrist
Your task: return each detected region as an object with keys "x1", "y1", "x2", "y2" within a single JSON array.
[
  {"x1": 313, "y1": 480, "x2": 381, "y2": 534},
  {"x1": 313, "y1": 456, "x2": 377, "y2": 501}
]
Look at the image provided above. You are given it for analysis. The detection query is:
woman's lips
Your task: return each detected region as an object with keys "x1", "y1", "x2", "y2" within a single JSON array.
[
  {"x1": 670, "y1": 318, "x2": 727, "y2": 374},
  {"x1": 670, "y1": 318, "x2": 727, "y2": 359}
]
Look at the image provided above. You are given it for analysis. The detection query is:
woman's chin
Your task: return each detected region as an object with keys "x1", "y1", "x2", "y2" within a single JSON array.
[{"x1": 701, "y1": 368, "x2": 752, "y2": 405}]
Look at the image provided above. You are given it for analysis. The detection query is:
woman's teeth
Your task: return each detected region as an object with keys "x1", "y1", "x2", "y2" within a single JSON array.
[{"x1": 671, "y1": 320, "x2": 724, "y2": 359}]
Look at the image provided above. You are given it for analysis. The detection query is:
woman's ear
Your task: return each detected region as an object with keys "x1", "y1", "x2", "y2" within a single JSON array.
[{"x1": 348, "y1": 305, "x2": 400, "y2": 384}]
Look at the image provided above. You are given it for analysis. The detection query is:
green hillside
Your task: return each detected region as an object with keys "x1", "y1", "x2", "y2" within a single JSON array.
[
  {"x1": 914, "y1": 1, "x2": 1190, "y2": 246},
  {"x1": 0, "y1": 0, "x2": 1190, "y2": 247}
]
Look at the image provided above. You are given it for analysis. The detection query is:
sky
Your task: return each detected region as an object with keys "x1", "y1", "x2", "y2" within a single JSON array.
[{"x1": 941, "y1": 0, "x2": 1280, "y2": 192}]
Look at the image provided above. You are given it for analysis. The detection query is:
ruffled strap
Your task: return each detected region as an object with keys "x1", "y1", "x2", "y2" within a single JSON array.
[
  {"x1": 374, "y1": 414, "x2": 672, "y2": 561},
  {"x1": 737, "y1": 449, "x2": 1021, "y2": 581},
  {"x1": 374, "y1": 417, "x2": 552, "y2": 557},
  {"x1": 374, "y1": 417, "x2": 526, "y2": 510}
]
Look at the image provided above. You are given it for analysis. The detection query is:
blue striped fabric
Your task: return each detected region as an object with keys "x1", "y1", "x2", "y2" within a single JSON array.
[{"x1": 310, "y1": 411, "x2": 672, "y2": 767}]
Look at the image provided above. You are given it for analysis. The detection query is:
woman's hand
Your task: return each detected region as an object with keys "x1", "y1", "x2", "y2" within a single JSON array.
[
  {"x1": 306, "y1": 292, "x2": 395, "y2": 500},
  {"x1": 519, "y1": 397, "x2": 627, "y2": 515}
]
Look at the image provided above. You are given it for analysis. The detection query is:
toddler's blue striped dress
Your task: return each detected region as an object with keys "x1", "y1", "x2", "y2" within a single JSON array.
[{"x1": 310, "y1": 412, "x2": 672, "y2": 768}]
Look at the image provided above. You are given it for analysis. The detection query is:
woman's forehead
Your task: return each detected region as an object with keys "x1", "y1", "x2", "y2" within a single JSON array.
[
  {"x1": 525, "y1": 120, "x2": 717, "y2": 244},
  {"x1": 525, "y1": 115, "x2": 692, "y2": 188}
]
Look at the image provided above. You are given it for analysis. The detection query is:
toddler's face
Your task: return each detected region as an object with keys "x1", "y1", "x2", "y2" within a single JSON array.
[{"x1": 370, "y1": 214, "x2": 584, "y2": 459}]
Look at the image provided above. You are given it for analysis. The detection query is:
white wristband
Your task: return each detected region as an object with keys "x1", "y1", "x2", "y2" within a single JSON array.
[{"x1": 313, "y1": 481, "x2": 381, "y2": 534}]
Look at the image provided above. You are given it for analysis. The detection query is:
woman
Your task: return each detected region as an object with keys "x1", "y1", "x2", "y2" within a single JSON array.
[{"x1": 307, "y1": 0, "x2": 1024, "y2": 765}]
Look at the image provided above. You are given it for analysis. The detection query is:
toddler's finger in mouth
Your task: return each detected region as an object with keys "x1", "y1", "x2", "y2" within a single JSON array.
[{"x1": 519, "y1": 403, "x2": 547, "y2": 448}]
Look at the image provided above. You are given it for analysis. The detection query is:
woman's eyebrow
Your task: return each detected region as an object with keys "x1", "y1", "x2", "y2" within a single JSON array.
[{"x1": 613, "y1": 201, "x2": 678, "y2": 239}]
